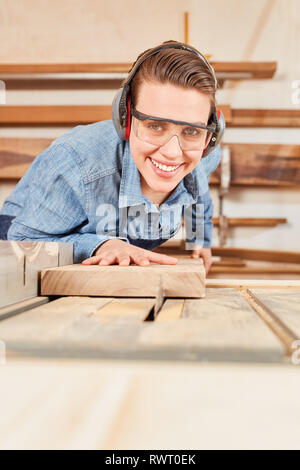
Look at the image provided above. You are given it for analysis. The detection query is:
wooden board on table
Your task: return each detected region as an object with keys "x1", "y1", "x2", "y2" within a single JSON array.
[
  {"x1": 249, "y1": 289, "x2": 300, "y2": 340},
  {"x1": 137, "y1": 288, "x2": 285, "y2": 362},
  {"x1": 0, "y1": 241, "x2": 73, "y2": 308},
  {"x1": 0, "y1": 285, "x2": 294, "y2": 363},
  {"x1": 40, "y1": 258, "x2": 206, "y2": 298}
]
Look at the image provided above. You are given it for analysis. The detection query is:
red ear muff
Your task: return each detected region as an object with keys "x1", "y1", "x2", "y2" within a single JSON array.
[
  {"x1": 201, "y1": 131, "x2": 213, "y2": 156},
  {"x1": 125, "y1": 94, "x2": 131, "y2": 140}
]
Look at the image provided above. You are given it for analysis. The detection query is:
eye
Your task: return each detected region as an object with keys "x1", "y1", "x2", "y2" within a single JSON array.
[
  {"x1": 184, "y1": 127, "x2": 200, "y2": 136},
  {"x1": 147, "y1": 121, "x2": 163, "y2": 131}
]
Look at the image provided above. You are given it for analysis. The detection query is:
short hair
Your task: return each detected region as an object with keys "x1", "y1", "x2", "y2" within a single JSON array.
[{"x1": 128, "y1": 40, "x2": 218, "y2": 117}]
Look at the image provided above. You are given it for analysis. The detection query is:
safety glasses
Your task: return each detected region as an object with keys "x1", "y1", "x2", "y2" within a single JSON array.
[{"x1": 131, "y1": 106, "x2": 216, "y2": 151}]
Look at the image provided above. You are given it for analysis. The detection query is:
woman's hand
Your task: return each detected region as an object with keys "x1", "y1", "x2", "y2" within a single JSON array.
[
  {"x1": 82, "y1": 239, "x2": 178, "y2": 266},
  {"x1": 191, "y1": 246, "x2": 212, "y2": 275}
]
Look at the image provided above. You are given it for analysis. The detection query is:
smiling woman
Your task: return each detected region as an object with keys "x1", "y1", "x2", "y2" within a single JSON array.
[{"x1": 3, "y1": 40, "x2": 224, "y2": 272}]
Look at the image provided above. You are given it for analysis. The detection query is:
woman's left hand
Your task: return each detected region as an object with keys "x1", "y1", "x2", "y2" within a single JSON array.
[{"x1": 191, "y1": 246, "x2": 212, "y2": 275}]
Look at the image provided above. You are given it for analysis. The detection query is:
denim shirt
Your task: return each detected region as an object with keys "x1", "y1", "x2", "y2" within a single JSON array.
[{"x1": 0, "y1": 120, "x2": 221, "y2": 263}]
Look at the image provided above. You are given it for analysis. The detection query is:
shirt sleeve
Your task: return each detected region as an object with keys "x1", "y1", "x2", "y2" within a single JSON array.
[{"x1": 6, "y1": 143, "x2": 128, "y2": 263}]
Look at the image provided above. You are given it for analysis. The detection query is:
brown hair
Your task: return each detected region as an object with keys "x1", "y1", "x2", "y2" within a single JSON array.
[{"x1": 127, "y1": 40, "x2": 218, "y2": 117}]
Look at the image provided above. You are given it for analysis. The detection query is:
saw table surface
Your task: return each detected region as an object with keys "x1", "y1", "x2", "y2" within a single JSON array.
[{"x1": 1, "y1": 241, "x2": 300, "y2": 449}]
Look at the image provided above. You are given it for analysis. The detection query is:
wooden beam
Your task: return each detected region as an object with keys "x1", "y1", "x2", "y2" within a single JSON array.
[
  {"x1": 211, "y1": 61, "x2": 277, "y2": 79},
  {"x1": 0, "y1": 105, "x2": 111, "y2": 125},
  {"x1": 210, "y1": 143, "x2": 300, "y2": 187},
  {"x1": 40, "y1": 259, "x2": 206, "y2": 298},
  {"x1": 0, "y1": 104, "x2": 231, "y2": 126},
  {"x1": 155, "y1": 246, "x2": 300, "y2": 265},
  {"x1": 212, "y1": 217, "x2": 287, "y2": 227},
  {"x1": 0, "y1": 61, "x2": 277, "y2": 78},
  {"x1": 229, "y1": 109, "x2": 300, "y2": 128},
  {"x1": 211, "y1": 247, "x2": 300, "y2": 264}
]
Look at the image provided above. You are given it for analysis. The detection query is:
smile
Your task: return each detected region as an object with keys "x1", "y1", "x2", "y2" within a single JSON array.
[
  {"x1": 150, "y1": 157, "x2": 181, "y2": 172},
  {"x1": 147, "y1": 157, "x2": 184, "y2": 179}
]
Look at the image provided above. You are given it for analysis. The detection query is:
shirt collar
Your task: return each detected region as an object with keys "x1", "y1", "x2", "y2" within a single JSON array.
[{"x1": 119, "y1": 141, "x2": 208, "y2": 212}]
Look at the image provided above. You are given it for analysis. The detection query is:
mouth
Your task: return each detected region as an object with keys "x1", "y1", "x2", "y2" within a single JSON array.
[{"x1": 147, "y1": 157, "x2": 184, "y2": 178}]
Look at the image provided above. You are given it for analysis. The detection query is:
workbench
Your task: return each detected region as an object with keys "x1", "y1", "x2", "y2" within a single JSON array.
[{"x1": 1, "y1": 240, "x2": 300, "y2": 449}]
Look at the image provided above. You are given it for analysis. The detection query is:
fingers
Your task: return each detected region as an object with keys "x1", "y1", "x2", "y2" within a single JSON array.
[
  {"x1": 191, "y1": 245, "x2": 203, "y2": 259},
  {"x1": 148, "y1": 252, "x2": 178, "y2": 265},
  {"x1": 82, "y1": 255, "x2": 101, "y2": 265},
  {"x1": 117, "y1": 255, "x2": 131, "y2": 266},
  {"x1": 82, "y1": 252, "x2": 117, "y2": 265},
  {"x1": 132, "y1": 255, "x2": 150, "y2": 267},
  {"x1": 81, "y1": 246, "x2": 178, "y2": 267},
  {"x1": 191, "y1": 248, "x2": 212, "y2": 275}
]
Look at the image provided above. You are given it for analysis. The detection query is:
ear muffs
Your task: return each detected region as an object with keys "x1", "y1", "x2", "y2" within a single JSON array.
[
  {"x1": 202, "y1": 108, "x2": 226, "y2": 157},
  {"x1": 111, "y1": 42, "x2": 226, "y2": 157}
]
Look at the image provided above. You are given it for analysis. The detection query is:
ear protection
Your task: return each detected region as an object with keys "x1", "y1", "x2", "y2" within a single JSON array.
[{"x1": 111, "y1": 42, "x2": 225, "y2": 157}]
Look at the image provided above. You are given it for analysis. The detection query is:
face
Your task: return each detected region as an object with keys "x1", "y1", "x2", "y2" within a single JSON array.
[{"x1": 129, "y1": 81, "x2": 212, "y2": 205}]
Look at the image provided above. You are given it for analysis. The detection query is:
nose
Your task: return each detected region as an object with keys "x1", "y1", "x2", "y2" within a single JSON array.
[{"x1": 159, "y1": 134, "x2": 182, "y2": 159}]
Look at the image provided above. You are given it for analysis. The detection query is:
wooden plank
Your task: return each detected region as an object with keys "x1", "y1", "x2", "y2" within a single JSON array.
[
  {"x1": 0, "y1": 105, "x2": 111, "y2": 125},
  {"x1": 206, "y1": 279, "x2": 300, "y2": 288},
  {"x1": 212, "y1": 217, "x2": 287, "y2": 227},
  {"x1": 92, "y1": 298, "x2": 153, "y2": 323},
  {"x1": 155, "y1": 299, "x2": 184, "y2": 322},
  {"x1": 210, "y1": 143, "x2": 300, "y2": 187},
  {"x1": 0, "y1": 61, "x2": 276, "y2": 77},
  {"x1": 211, "y1": 61, "x2": 277, "y2": 79},
  {"x1": 0, "y1": 296, "x2": 113, "y2": 346},
  {"x1": 0, "y1": 289, "x2": 285, "y2": 363},
  {"x1": 40, "y1": 259, "x2": 206, "y2": 298},
  {"x1": 155, "y1": 246, "x2": 300, "y2": 265},
  {"x1": 0, "y1": 296, "x2": 49, "y2": 321},
  {"x1": 249, "y1": 289, "x2": 300, "y2": 340},
  {"x1": 212, "y1": 257, "x2": 246, "y2": 267},
  {"x1": 229, "y1": 109, "x2": 300, "y2": 128},
  {"x1": 211, "y1": 247, "x2": 300, "y2": 264},
  {"x1": 0, "y1": 105, "x2": 231, "y2": 126},
  {"x1": 0, "y1": 297, "x2": 156, "y2": 358},
  {"x1": 210, "y1": 264, "x2": 300, "y2": 274},
  {"x1": 3, "y1": 78, "x2": 124, "y2": 91},
  {"x1": 137, "y1": 288, "x2": 285, "y2": 362},
  {"x1": 0, "y1": 241, "x2": 73, "y2": 308},
  {"x1": 0, "y1": 63, "x2": 132, "y2": 74}
]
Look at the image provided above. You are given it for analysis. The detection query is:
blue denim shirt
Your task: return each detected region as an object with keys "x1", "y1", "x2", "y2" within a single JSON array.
[{"x1": 0, "y1": 120, "x2": 221, "y2": 263}]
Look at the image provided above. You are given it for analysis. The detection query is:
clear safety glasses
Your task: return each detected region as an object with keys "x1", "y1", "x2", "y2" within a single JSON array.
[{"x1": 131, "y1": 107, "x2": 216, "y2": 151}]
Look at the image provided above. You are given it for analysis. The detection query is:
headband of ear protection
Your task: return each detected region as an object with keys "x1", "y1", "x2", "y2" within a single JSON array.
[{"x1": 111, "y1": 41, "x2": 225, "y2": 157}]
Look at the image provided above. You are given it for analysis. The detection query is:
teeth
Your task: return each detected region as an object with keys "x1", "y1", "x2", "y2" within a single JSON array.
[{"x1": 150, "y1": 158, "x2": 180, "y2": 172}]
